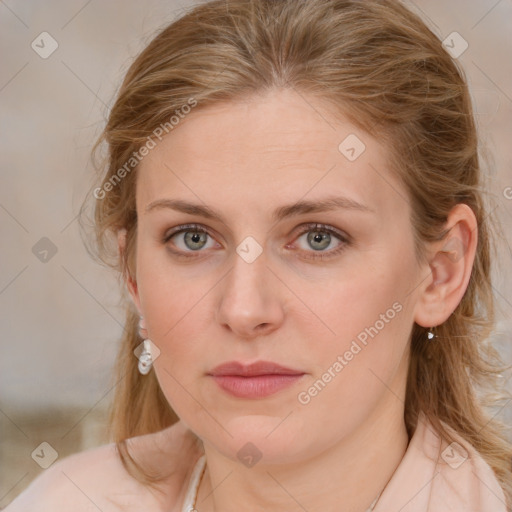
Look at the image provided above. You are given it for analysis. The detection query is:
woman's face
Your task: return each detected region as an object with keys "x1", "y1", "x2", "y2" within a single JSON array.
[{"x1": 128, "y1": 88, "x2": 426, "y2": 463}]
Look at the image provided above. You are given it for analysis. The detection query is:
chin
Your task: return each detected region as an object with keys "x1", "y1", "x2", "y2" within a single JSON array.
[{"x1": 201, "y1": 414, "x2": 318, "y2": 467}]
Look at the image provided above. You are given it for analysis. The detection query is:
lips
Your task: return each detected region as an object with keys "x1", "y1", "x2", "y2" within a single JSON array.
[
  {"x1": 208, "y1": 361, "x2": 306, "y2": 399},
  {"x1": 208, "y1": 360, "x2": 304, "y2": 377}
]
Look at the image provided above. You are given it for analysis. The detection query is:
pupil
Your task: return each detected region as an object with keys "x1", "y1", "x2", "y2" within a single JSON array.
[
  {"x1": 185, "y1": 231, "x2": 206, "y2": 250},
  {"x1": 309, "y1": 230, "x2": 330, "y2": 251}
]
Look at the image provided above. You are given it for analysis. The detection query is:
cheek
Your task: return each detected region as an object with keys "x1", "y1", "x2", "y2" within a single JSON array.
[
  {"x1": 136, "y1": 258, "x2": 213, "y2": 414},
  {"x1": 294, "y1": 266, "x2": 414, "y2": 433},
  {"x1": 300, "y1": 250, "x2": 416, "y2": 401},
  {"x1": 310, "y1": 261, "x2": 410, "y2": 345},
  {"x1": 136, "y1": 252, "x2": 215, "y2": 367},
  {"x1": 136, "y1": 225, "x2": 417, "y2": 380}
]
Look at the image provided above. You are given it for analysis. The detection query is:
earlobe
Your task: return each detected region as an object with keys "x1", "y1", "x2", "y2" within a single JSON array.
[
  {"x1": 117, "y1": 228, "x2": 142, "y2": 313},
  {"x1": 414, "y1": 204, "x2": 478, "y2": 328}
]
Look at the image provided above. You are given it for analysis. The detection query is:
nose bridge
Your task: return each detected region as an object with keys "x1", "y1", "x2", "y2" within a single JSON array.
[
  {"x1": 216, "y1": 240, "x2": 283, "y2": 337},
  {"x1": 233, "y1": 239, "x2": 267, "y2": 290}
]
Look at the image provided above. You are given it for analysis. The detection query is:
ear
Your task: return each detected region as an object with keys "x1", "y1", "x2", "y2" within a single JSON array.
[
  {"x1": 413, "y1": 203, "x2": 478, "y2": 328},
  {"x1": 117, "y1": 228, "x2": 142, "y2": 314}
]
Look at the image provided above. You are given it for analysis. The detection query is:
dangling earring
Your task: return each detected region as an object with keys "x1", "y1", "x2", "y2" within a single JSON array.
[
  {"x1": 427, "y1": 327, "x2": 436, "y2": 340},
  {"x1": 138, "y1": 316, "x2": 153, "y2": 375},
  {"x1": 138, "y1": 339, "x2": 153, "y2": 375}
]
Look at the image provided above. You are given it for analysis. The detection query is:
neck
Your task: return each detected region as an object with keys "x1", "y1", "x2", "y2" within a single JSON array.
[{"x1": 194, "y1": 401, "x2": 409, "y2": 512}]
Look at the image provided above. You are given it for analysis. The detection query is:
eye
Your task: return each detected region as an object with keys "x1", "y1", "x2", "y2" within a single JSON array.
[
  {"x1": 290, "y1": 223, "x2": 350, "y2": 260},
  {"x1": 163, "y1": 224, "x2": 219, "y2": 256},
  {"x1": 163, "y1": 222, "x2": 350, "y2": 260}
]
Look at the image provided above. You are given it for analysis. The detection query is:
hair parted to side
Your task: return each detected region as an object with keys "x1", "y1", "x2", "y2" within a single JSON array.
[{"x1": 79, "y1": 0, "x2": 512, "y2": 503}]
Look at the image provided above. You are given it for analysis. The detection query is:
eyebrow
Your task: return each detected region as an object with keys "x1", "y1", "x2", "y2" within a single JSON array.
[{"x1": 144, "y1": 195, "x2": 374, "y2": 224}]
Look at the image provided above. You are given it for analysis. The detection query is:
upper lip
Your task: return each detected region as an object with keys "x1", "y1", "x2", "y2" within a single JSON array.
[{"x1": 208, "y1": 361, "x2": 304, "y2": 377}]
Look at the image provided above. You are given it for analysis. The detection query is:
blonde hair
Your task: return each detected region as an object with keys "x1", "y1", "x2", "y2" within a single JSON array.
[{"x1": 81, "y1": 0, "x2": 512, "y2": 504}]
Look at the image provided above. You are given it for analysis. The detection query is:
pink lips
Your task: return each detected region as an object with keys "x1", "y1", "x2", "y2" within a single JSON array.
[{"x1": 208, "y1": 361, "x2": 305, "y2": 399}]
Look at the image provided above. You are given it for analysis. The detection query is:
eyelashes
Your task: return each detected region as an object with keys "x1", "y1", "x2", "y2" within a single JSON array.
[
  {"x1": 163, "y1": 224, "x2": 218, "y2": 256},
  {"x1": 287, "y1": 223, "x2": 349, "y2": 260},
  {"x1": 162, "y1": 222, "x2": 351, "y2": 261}
]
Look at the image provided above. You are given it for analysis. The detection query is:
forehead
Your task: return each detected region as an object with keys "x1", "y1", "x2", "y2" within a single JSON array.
[{"x1": 136, "y1": 88, "x2": 406, "y2": 223}]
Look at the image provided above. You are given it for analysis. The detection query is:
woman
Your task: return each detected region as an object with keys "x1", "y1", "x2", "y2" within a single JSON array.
[{"x1": 6, "y1": 0, "x2": 511, "y2": 510}]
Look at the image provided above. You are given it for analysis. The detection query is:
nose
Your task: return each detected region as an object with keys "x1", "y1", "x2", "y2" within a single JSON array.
[{"x1": 215, "y1": 248, "x2": 285, "y2": 340}]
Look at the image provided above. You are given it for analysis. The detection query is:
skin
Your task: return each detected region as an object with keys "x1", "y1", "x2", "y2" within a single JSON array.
[{"x1": 119, "y1": 87, "x2": 477, "y2": 512}]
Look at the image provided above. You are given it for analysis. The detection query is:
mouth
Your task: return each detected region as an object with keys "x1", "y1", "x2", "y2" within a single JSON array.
[{"x1": 207, "y1": 360, "x2": 306, "y2": 399}]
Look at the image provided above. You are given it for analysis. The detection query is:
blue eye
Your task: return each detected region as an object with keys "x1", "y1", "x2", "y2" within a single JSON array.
[
  {"x1": 163, "y1": 224, "x2": 217, "y2": 255},
  {"x1": 163, "y1": 222, "x2": 350, "y2": 260},
  {"x1": 291, "y1": 223, "x2": 350, "y2": 260}
]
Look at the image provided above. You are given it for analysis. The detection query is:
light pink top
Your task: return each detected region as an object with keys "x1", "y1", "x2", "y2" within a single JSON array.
[
  {"x1": 182, "y1": 412, "x2": 508, "y2": 512},
  {"x1": 373, "y1": 412, "x2": 508, "y2": 511}
]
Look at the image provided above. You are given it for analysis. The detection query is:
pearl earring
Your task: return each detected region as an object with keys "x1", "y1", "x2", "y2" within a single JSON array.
[
  {"x1": 138, "y1": 316, "x2": 153, "y2": 375},
  {"x1": 138, "y1": 339, "x2": 153, "y2": 375}
]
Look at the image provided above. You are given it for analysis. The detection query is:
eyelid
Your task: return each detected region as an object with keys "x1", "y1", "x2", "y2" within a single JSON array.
[
  {"x1": 287, "y1": 222, "x2": 350, "y2": 260},
  {"x1": 163, "y1": 222, "x2": 349, "y2": 241},
  {"x1": 162, "y1": 223, "x2": 219, "y2": 246},
  {"x1": 292, "y1": 222, "x2": 350, "y2": 243}
]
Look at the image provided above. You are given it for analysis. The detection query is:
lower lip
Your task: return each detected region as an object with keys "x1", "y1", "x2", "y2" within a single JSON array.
[{"x1": 211, "y1": 374, "x2": 305, "y2": 398}]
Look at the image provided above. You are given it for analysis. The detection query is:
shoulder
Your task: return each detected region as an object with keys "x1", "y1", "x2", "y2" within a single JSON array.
[
  {"x1": 373, "y1": 414, "x2": 508, "y2": 511},
  {"x1": 423, "y1": 416, "x2": 508, "y2": 511},
  {"x1": 3, "y1": 420, "x2": 203, "y2": 512}
]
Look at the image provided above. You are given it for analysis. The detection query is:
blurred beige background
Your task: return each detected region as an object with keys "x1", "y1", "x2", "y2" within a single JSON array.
[{"x1": 1, "y1": 0, "x2": 511, "y2": 507}]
